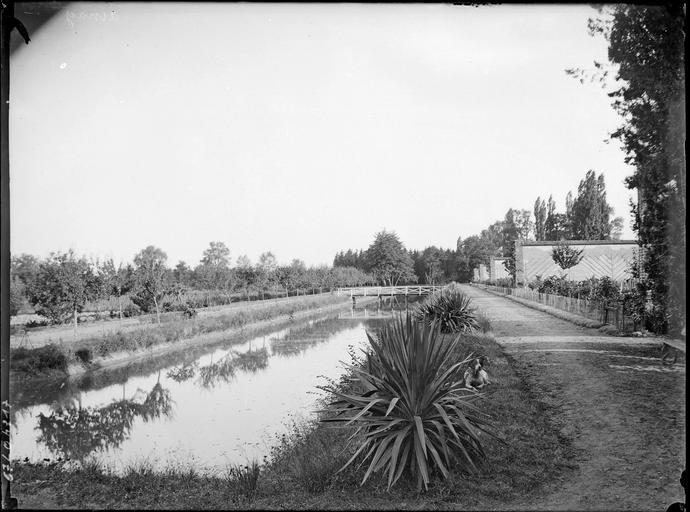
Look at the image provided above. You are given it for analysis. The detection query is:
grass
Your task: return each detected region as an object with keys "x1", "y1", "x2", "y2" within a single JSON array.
[
  {"x1": 225, "y1": 461, "x2": 261, "y2": 502},
  {"x1": 11, "y1": 330, "x2": 576, "y2": 509},
  {"x1": 10, "y1": 294, "x2": 349, "y2": 376}
]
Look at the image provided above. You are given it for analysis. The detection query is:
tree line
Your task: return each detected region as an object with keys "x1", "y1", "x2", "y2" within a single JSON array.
[
  {"x1": 457, "y1": 169, "x2": 624, "y2": 280},
  {"x1": 9, "y1": 243, "x2": 374, "y2": 327},
  {"x1": 334, "y1": 231, "x2": 458, "y2": 286},
  {"x1": 576, "y1": 5, "x2": 685, "y2": 335}
]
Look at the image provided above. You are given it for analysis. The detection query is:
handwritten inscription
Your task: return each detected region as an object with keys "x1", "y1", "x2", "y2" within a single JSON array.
[
  {"x1": 66, "y1": 10, "x2": 119, "y2": 28},
  {"x1": 1, "y1": 400, "x2": 11, "y2": 481}
]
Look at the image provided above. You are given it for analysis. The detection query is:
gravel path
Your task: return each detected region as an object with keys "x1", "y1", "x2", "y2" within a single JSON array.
[{"x1": 461, "y1": 284, "x2": 686, "y2": 511}]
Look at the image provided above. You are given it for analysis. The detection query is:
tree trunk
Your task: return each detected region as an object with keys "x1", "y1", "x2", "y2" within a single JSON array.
[
  {"x1": 153, "y1": 296, "x2": 161, "y2": 325},
  {"x1": 73, "y1": 308, "x2": 78, "y2": 342},
  {"x1": 118, "y1": 293, "x2": 123, "y2": 323}
]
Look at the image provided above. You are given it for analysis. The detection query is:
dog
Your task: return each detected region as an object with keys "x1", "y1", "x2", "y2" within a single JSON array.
[{"x1": 463, "y1": 356, "x2": 490, "y2": 391}]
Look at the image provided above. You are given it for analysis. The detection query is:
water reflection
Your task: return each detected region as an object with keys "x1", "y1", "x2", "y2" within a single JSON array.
[
  {"x1": 35, "y1": 377, "x2": 174, "y2": 462},
  {"x1": 170, "y1": 347, "x2": 271, "y2": 389},
  {"x1": 232, "y1": 348, "x2": 269, "y2": 373},
  {"x1": 12, "y1": 299, "x2": 418, "y2": 473},
  {"x1": 197, "y1": 354, "x2": 237, "y2": 389},
  {"x1": 166, "y1": 362, "x2": 198, "y2": 383},
  {"x1": 270, "y1": 317, "x2": 356, "y2": 357}
]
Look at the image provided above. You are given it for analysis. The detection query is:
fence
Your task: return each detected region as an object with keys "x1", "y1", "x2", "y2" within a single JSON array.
[{"x1": 476, "y1": 284, "x2": 640, "y2": 333}]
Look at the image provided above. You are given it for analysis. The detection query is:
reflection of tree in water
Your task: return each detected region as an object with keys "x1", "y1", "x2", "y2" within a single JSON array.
[
  {"x1": 232, "y1": 347, "x2": 268, "y2": 372},
  {"x1": 196, "y1": 354, "x2": 236, "y2": 389},
  {"x1": 166, "y1": 362, "x2": 198, "y2": 383},
  {"x1": 35, "y1": 376, "x2": 174, "y2": 462},
  {"x1": 195, "y1": 346, "x2": 269, "y2": 388},
  {"x1": 269, "y1": 317, "x2": 350, "y2": 358}
]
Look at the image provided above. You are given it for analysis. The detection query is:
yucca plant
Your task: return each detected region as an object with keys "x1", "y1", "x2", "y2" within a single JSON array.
[
  {"x1": 320, "y1": 314, "x2": 494, "y2": 491},
  {"x1": 414, "y1": 289, "x2": 480, "y2": 333}
]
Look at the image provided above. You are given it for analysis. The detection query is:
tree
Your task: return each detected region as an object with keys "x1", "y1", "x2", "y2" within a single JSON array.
[
  {"x1": 10, "y1": 253, "x2": 39, "y2": 290},
  {"x1": 289, "y1": 259, "x2": 307, "y2": 293},
  {"x1": 456, "y1": 233, "x2": 500, "y2": 282},
  {"x1": 573, "y1": 5, "x2": 685, "y2": 333},
  {"x1": 551, "y1": 242, "x2": 584, "y2": 279},
  {"x1": 10, "y1": 253, "x2": 40, "y2": 309},
  {"x1": 502, "y1": 209, "x2": 533, "y2": 280},
  {"x1": 200, "y1": 241, "x2": 231, "y2": 268},
  {"x1": 9, "y1": 277, "x2": 25, "y2": 316},
  {"x1": 544, "y1": 195, "x2": 559, "y2": 240},
  {"x1": 234, "y1": 255, "x2": 255, "y2": 301},
  {"x1": 28, "y1": 251, "x2": 95, "y2": 339},
  {"x1": 366, "y1": 230, "x2": 417, "y2": 286},
  {"x1": 312, "y1": 265, "x2": 334, "y2": 293},
  {"x1": 570, "y1": 170, "x2": 614, "y2": 239},
  {"x1": 132, "y1": 246, "x2": 169, "y2": 324},
  {"x1": 108, "y1": 262, "x2": 134, "y2": 320},
  {"x1": 195, "y1": 241, "x2": 233, "y2": 304},
  {"x1": 609, "y1": 216, "x2": 624, "y2": 240},
  {"x1": 255, "y1": 252, "x2": 278, "y2": 299},
  {"x1": 172, "y1": 261, "x2": 193, "y2": 287},
  {"x1": 420, "y1": 247, "x2": 443, "y2": 285},
  {"x1": 534, "y1": 197, "x2": 547, "y2": 241}
]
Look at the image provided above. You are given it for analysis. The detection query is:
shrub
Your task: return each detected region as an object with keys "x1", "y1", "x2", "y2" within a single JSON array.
[
  {"x1": 11, "y1": 345, "x2": 68, "y2": 374},
  {"x1": 320, "y1": 314, "x2": 494, "y2": 491},
  {"x1": 590, "y1": 276, "x2": 621, "y2": 307},
  {"x1": 122, "y1": 303, "x2": 141, "y2": 318},
  {"x1": 25, "y1": 319, "x2": 49, "y2": 329},
  {"x1": 492, "y1": 277, "x2": 513, "y2": 288},
  {"x1": 74, "y1": 348, "x2": 92, "y2": 364},
  {"x1": 414, "y1": 289, "x2": 480, "y2": 333}
]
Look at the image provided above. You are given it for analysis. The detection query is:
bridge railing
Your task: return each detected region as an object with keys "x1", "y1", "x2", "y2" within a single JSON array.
[{"x1": 336, "y1": 285, "x2": 445, "y2": 297}]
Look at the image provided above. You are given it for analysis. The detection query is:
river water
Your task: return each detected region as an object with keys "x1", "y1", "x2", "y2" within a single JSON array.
[{"x1": 10, "y1": 299, "x2": 415, "y2": 475}]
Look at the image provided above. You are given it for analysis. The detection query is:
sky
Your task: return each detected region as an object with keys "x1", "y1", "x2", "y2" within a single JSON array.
[{"x1": 10, "y1": 3, "x2": 636, "y2": 268}]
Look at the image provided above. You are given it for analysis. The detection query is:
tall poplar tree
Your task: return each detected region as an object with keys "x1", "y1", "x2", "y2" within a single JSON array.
[{"x1": 577, "y1": 5, "x2": 685, "y2": 333}]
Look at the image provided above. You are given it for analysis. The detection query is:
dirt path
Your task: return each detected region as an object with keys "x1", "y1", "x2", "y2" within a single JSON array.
[{"x1": 461, "y1": 284, "x2": 686, "y2": 511}]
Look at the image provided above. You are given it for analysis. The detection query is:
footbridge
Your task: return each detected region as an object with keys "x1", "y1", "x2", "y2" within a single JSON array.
[{"x1": 335, "y1": 285, "x2": 445, "y2": 297}]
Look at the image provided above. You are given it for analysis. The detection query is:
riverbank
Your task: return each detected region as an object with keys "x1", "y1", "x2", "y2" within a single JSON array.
[
  {"x1": 10, "y1": 294, "x2": 373, "y2": 380},
  {"x1": 10, "y1": 330, "x2": 577, "y2": 510}
]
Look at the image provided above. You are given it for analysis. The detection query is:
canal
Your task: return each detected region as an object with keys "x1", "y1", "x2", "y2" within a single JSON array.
[{"x1": 10, "y1": 298, "x2": 416, "y2": 475}]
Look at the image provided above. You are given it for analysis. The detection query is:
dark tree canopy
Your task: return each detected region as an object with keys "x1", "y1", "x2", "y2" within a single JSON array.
[
  {"x1": 570, "y1": 170, "x2": 613, "y2": 239},
  {"x1": 366, "y1": 230, "x2": 417, "y2": 286},
  {"x1": 588, "y1": 4, "x2": 685, "y2": 334}
]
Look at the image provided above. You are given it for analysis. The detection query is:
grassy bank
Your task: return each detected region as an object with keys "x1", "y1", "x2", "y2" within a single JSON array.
[
  {"x1": 10, "y1": 294, "x2": 352, "y2": 377},
  {"x1": 11, "y1": 331, "x2": 576, "y2": 510}
]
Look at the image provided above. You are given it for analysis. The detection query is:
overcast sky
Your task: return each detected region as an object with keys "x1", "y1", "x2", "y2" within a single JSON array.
[{"x1": 10, "y1": 3, "x2": 635, "y2": 268}]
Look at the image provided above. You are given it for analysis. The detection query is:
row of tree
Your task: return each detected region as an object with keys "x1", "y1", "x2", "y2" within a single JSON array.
[
  {"x1": 457, "y1": 170, "x2": 624, "y2": 280},
  {"x1": 334, "y1": 231, "x2": 461, "y2": 286},
  {"x1": 9, "y1": 243, "x2": 374, "y2": 329},
  {"x1": 580, "y1": 5, "x2": 685, "y2": 335},
  {"x1": 533, "y1": 171, "x2": 624, "y2": 242}
]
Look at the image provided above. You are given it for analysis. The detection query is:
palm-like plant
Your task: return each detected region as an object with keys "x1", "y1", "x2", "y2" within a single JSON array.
[
  {"x1": 414, "y1": 289, "x2": 480, "y2": 333},
  {"x1": 320, "y1": 314, "x2": 494, "y2": 491}
]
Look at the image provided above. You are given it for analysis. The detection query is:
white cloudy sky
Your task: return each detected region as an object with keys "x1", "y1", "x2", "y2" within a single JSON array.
[{"x1": 10, "y1": 2, "x2": 635, "y2": 267}]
